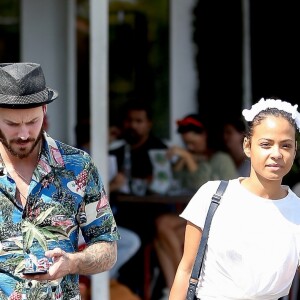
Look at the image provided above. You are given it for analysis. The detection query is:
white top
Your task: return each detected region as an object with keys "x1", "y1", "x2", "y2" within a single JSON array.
[{"x1": 180, "y1": 178, "x2": 300, "y2": 300}]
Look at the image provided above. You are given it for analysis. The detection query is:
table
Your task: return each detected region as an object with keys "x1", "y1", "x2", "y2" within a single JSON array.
[
  {"x1": 114, "y1": 193, "x2": 193, "y2": 205},
  {"x1": 113, "y1": 192, "x2": 194, "y2": 300}
]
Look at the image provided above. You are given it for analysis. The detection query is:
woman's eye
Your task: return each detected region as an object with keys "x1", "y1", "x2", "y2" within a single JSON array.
[
  {"x1": 282, "y1": 143, "x2": 292, "y2": 149},
  {"x1": 260, "y1": 143, "x2": 270, "y2": 147}
]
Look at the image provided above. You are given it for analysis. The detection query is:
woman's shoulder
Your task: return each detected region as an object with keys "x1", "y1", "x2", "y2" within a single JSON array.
[{"x1": 197, "y1": 178, "x2": 237, "y2": 194}]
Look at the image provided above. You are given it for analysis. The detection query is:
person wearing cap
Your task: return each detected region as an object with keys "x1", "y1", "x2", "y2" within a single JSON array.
[
  {"x1": 0, "y1": 62, "x2": 120, "y2": 299},
  {"x1": 154, "y1": 113, "x2": 237, "y2": 300}
]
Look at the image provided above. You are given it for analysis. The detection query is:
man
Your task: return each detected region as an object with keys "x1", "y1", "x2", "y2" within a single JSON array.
[
  {"x1": 109, "y1": 100, "x2": 168, "y2": 195},
  {"x1": 0, "y1": 62, "x2": 119, "y2": 299},
  {"x1": 109, "y1": 100, "x2": 170, "y2": 297}
]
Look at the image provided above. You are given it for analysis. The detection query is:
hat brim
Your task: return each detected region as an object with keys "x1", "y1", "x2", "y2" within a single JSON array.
[{"x1": 0, "y1": 88, "x2": 58, "y2": 109}]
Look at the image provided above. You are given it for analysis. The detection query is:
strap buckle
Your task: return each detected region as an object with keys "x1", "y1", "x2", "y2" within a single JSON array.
[{"x1": 212, "y1": 193, "x2": 221, "y2": 204}]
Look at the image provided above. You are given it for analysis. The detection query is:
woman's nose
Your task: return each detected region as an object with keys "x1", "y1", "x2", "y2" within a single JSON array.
[{"x1": 271, "y1": 146, "x2": 283, "y2": 159}]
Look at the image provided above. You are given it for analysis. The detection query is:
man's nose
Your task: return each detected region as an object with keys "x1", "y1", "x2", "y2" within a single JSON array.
[{"x1": 18, "y1": 125, "x2": 30, "y2": 140}]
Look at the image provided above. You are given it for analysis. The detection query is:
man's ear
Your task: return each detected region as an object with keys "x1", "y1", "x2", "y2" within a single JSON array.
[
  {"x1": 243, "y1": 137, "x2": 251, "y2": 158},
  {"x1": 42, "y1": 105, "x2": 47, "y2": 115}
]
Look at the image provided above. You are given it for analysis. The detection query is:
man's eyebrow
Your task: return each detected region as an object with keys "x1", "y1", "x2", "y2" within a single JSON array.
[{"x1": 4, "y1": 117, "x2": 40, "y2": 124}]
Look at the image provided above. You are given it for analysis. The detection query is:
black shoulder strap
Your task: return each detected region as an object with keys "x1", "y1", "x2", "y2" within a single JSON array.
[{"x1": 186, "y1": 180, "x2": 229, "y2": 300}]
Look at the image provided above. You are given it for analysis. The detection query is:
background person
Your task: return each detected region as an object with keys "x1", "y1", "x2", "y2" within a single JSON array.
[
  {"x1": 109, "y1": 100, "x2": 168, "y2": 195},
  {"x1": 109, "y1": 100, "x2": 173, "y2": 297},
  {"x1": 222, "y1": 115, "x2": 251, "y2": 177},
  {"x1": 154, "y1": 113, "x2": 237, "y2": 299},
  {"x1": 75, "y1": 119, "x2": 141, "y2": 299},
  {"x1": 168, "y1": 113, "x2": 237, "y2": 190},
  {"x1": 0, "y1": 62, "x2": 119, "y2": 299},
  {"x1": 170, "y1": 98, "x2": 300, "y2": 300}
]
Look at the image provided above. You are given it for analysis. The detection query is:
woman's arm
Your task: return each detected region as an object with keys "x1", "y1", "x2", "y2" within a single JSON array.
[
  {"x1": 169, "y1": 222, "x2": 202, "y2": 300},
  {"x1": 168, "y1": 146, "x2": 198, "y2": 172}
]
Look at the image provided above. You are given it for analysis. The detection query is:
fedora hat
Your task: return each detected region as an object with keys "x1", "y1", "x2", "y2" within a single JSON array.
[{"x1": 0, "y1": 62, "x2": 58, "y2": 108}]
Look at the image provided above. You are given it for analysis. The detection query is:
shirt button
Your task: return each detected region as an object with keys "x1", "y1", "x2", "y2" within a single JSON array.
[{"x1": 8, "y1": 188, "x2": 13, "y2": 192}]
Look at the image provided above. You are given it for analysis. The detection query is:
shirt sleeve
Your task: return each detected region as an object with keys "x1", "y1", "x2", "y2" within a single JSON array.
[
  {"x1": 79, "y1": 159, "x2": 120, "y2": 245},
  {"x1": 180, "y1": 180, "x2": 221, "y2": 229}
]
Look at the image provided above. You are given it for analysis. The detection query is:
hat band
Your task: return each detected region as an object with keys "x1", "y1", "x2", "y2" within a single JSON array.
[{"x1": 0, "y1": 89, "x2": 49, "y2": 106}]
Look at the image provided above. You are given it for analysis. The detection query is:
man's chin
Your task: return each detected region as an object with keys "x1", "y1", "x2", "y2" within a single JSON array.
[
  {"x1": 6, "y1": 145, "x2": 32, "y2": 159},
  {"x1": 11, "y1": 151, "x2": 30, "y2": 159},
  {"x1": 124, "y1": 135, "x2": 141, "y2": 145}
]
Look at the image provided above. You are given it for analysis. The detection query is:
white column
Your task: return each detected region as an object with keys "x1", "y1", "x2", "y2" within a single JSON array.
[
  {"x1": 66, "y1": 0, "x2": 77, "y2": 146},
  {"x1": 169, "y1": 0, "x2": 198, "y2": 146},
  {"x1": 90, "y1": 0, "x2": 110, "y2": 300},
  {"x1": 21, "y1": 0, "x2": 75, "y2": 144}
]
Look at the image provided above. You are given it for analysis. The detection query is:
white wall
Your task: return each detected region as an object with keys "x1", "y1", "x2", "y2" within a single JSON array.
[
  {"x1": 169, "y1": 0, "x2": 198, "y2": 146},
  {"x1": 21, "y1": 0, "x2": 76, "y2": 145}
]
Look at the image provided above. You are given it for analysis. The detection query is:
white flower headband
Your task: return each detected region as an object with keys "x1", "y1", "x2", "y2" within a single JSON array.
[{"x1": 242, "y1": 98, "x2": 300, "y2": 132}]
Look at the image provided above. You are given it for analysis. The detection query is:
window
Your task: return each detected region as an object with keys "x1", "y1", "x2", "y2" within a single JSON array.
[
  {"x1": 76, "y1": 0, "x2": 170, "y2": 139},
  {"x1": 0, "y1": 0, "x2": 20, "y2": 62}
]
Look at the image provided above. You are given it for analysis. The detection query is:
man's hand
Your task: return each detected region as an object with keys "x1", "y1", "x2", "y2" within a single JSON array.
[
  {"x1": 21, "y1": 241, "x2": 117, "y2": 281},
  {"x1": 21, "y1": 248, "x2": 72, "y2": 281}
]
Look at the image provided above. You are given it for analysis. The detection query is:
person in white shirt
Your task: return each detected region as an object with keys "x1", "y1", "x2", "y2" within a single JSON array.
[{"x1": 170, "y1": 97, "x2": 300, "y2": 300}]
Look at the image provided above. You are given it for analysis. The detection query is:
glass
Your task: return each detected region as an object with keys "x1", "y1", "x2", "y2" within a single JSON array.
[
  {"x1": 130, "y1": 178, "x2": 148, "y2": 196},
  {"x1": 76, "y1": 0, "x2": 170, "y2": 140},
  {"x1": 148, "y1": 149, "x2": 172, "y2": 194}
]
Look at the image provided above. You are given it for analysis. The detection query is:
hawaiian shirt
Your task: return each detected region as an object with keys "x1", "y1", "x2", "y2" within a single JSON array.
[{"x1": 0, "y1": 132, "x2": 120, "y2": 300}]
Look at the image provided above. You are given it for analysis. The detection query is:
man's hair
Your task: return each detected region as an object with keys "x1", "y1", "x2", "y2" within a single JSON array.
[{"x1": 123, "y1": 100, "x2": 153, "y2": 121}]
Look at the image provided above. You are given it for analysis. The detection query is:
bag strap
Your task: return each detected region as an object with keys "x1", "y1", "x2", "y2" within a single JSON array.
[{"x1": 186, "y1": 180, "x2": 229, "y2": 300}]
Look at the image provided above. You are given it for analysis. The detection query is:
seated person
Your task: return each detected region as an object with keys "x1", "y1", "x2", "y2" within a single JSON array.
[
  {"x1": 222, "y1": 116, "x2": 251, "y2": 177},
  {"x1": 75, "y1": 119, "x2": 141, "y2": 298},
  {"x1": 109, "y1": 100, "x2": 168, "y2": 195},
  {"x1": 78, "y1": 229, "x2": 141, "y2": 300},
  {"x1": 109, "y1": 100, "x2": 171, "y2": 238},
  {"x1": 154, "y1": 114, "x2": 237, "y2": 300},
  {"x1": 109, "y1": 100, "x2": 174, "y2": 296}
]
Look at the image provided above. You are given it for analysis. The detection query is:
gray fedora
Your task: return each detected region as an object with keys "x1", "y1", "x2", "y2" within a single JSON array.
[{"x1": 0, "y1": 62, "x2": 58, "y2": 108}]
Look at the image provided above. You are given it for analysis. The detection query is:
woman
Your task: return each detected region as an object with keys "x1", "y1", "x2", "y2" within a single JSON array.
[
  {"x1": 223, "y1": 116, "x2": 251, "y2": 177},
  {"x1": 169, "y1": 98, "x2": 300, "y2": 300},
  {"x1": 154, "y1": 114, "x2": 237, "y2": 300},
  {"x1": 169, "y1": 113, "x2": 237, "y2": 191}
]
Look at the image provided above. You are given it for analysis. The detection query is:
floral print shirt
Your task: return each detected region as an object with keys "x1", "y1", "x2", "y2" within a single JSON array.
[{"x1": 0, "y1": 132, "x2": 120, "y2": 300}]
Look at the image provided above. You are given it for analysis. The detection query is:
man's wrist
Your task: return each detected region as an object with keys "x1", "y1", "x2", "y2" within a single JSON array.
[{"x1": 68, "y1": 252, "x2": 80, "y2": 274}]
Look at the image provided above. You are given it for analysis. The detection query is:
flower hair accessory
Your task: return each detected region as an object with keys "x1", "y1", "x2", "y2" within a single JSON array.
[{"x1": 242, "y1": 98, "x2": 300, "y2": 131}]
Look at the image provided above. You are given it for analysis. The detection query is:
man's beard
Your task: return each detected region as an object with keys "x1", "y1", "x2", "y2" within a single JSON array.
[
  {"x1": 122, "y1": 129, "x2": 141, "y2": 145},
  {"x1": 0, "y1": 129, "x2": 43, "y2": 159}
]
